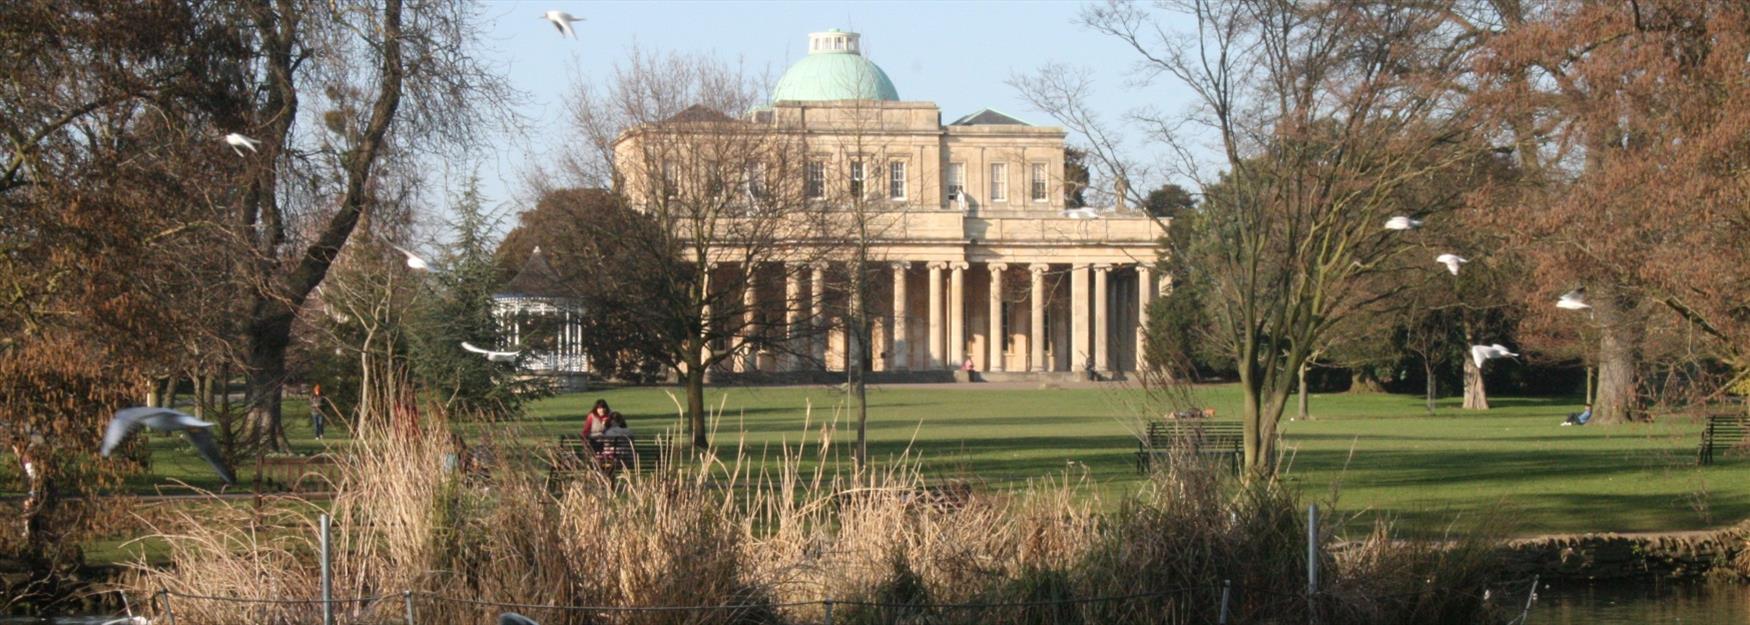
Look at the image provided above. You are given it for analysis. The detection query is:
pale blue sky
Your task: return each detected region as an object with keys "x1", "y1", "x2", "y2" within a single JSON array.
[{"x1": 464, "y1": 0, "x2": 1199, "y2": 225}]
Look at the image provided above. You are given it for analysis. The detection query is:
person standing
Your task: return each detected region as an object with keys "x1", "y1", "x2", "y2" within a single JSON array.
[{"x1": 310, "y1": 383, "x2": 327, "y2": 439}]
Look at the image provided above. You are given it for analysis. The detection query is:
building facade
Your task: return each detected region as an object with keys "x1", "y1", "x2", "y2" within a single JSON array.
[{"x1": 619, "y1": 30, "x2": 1165, "y2": 379}]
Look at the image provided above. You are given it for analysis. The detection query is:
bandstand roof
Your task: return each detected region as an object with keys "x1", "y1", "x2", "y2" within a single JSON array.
[{"x1": 495, "y1": 246, "x2": 574, "y2": 299}]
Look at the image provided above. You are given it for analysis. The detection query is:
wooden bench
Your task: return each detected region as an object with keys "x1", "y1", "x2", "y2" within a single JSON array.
[
  {"x1": 1136, "y1": 420, "x2": 1243, "y2": 474},
  {"x1": 554, "y1": 434, "x2": 668, "y2": 480},
  {"x1": 1698, "y1": 415, "x2": 1749, "y2": 465},
  {"x1": 258, "y1": 454, "x2": 339, "y2": 492}
]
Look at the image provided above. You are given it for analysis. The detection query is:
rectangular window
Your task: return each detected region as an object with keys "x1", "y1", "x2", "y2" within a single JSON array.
[
  {"x1": 947, "y1": 162, "x2": 966, "y2": 202},
  {"x1": 990, "y1": 163, "x2": 1007, "y2": 202},
  {"x1": 744, "y1": 163, "x2": 765, "y2": 201},
  {"x1": 806, "y1": 161, "x2": 825, "y2": 199},
  {"x1": 849, "y1": 160, "x2": 865, "y2": 198},
  {"x1": 1030, "y1": 163, "x2": 1048, "y2": 202},
  {"x1": 889, "y1": 161, "x2": 906, "y2": 200}
]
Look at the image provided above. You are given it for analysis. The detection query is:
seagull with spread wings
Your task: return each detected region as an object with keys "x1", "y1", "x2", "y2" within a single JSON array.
[
  {"x1": 390, "y1": 244, "x2": 430, "y2": 270},
  {"x1": 223, "y1": 133, "x2": 260, "y2": 157},
  {"x1": 1556, "y1": 289, "x2": 1591, "y2": 310},
  {"x1": 1384, "y1": 215, "x2": 1423, "y2": 230},
  {"x1": 101, "y1": 407, "x2": 235, "y2": 485},
  {"x1": 462, "y1": 341, "x2": 520, "y2": 363},
  {"x1": 543, "y1": 11, "x2": 584, "y2": 38},
  {"x1": 1469, "y1": 344, "x2": 1519, "y2": 368},
  {"x1": 1435, "y1": 253, "x2": 1467, "y2": 276}
]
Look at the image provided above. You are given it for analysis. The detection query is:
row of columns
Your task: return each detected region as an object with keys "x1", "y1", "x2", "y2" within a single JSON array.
[{"x1": 730, "y1": 261, "x2": 1158, "y2": 374}]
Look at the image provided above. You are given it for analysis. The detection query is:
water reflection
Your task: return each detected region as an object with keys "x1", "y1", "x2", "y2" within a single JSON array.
[
  {"x1": 1529, "y1": 580, "x2": 1750, "y2": 625},
  {"x1": 7, "y1": 583, "x2": 1748, "y2": 625}
]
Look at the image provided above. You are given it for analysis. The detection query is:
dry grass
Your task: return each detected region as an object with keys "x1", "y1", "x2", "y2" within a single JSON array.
[{"x1": 124, "y1": 402, "x2": 1516, "y2": 625}]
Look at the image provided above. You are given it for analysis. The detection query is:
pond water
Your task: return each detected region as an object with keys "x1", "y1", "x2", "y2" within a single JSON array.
[
  {"x1": 1527, "y1": 580, "x2": 1750, "y2": 625},
  {"x1": 7, "y1": 582, "x2": 1749, "y2": 625}
]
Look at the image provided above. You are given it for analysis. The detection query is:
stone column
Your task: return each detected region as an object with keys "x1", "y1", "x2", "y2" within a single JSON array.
[
  {"x1": 949, "y1": 262, "x2": 968, "y2": 369},
  {"x1": 927, "y1": 262, "x2": 946, "y2": 368},
  {"x1": 987, "y1": 263, "x2": 1007, "y2": 372},
  {"x1": 739, "y1": 268, "x2": 758, "y2": 372},
  {"x1": 811, "y1": 263, "x2": 827, "y2": 369},
  {"x1": 1094, "y1": 264, "x2": 1111, "y2": 374},
  {"x1": 1070, "y1": 264, "x2": 1090, "y2": 373},
  {"x1": 1029, "y1": 263, "x2": 1048, "y2": 372},
  {"x1": 785, "y1": 268, "x2": 803, "y2": 371},
  {"x1": 891, "y1": 262, "x2": 910, "y2": 370},
  {"x1": 1136, "y1": 264, "x2": 1155, "y2": 372}
]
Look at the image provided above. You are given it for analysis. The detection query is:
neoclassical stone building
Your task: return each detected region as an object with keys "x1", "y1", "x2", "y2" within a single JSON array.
[{"x1": 620, "y1": 30, "x2": 1165, "y2": 379}]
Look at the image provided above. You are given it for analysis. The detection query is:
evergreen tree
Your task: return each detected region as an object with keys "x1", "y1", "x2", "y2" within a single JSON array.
[{"x1": 411, "y1": 175, "x2": 541, "y2": 418}]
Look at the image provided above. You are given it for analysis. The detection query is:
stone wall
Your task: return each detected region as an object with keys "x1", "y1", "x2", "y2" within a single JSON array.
[{"x1": 1499, "y1": 524, "x2": 1750, "y2": 581}]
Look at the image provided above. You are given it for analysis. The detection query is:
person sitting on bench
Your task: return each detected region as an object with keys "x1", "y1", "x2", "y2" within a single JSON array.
[
  {"x1": 1562, "y1": 404, "x2": 1592, "y2": 426},
  {"x1": 597, "y1": 412, "x2": 636, "y2": 470}
]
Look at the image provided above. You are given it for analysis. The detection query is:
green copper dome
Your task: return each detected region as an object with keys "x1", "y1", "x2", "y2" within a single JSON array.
[{"x1": 772, "y1": 30, "x2": 899, "y2": 102}]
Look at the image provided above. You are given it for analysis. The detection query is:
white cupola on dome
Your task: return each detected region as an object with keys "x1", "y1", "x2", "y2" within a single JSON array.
[
  {"x1": 774, "y1": 29, "x2": 899, "y2": 102},
  {"x1": 808, "y1": 29, "x2": 860, "y2": 54}
]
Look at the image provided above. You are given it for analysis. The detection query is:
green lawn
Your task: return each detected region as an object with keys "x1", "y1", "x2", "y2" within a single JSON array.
[{"x1": 72, "y1": 383, "x2": 1750, "y2": 537}]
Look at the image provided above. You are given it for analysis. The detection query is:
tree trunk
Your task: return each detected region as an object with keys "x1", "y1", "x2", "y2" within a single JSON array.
[
  {"x1": 246, "y1": 305, "x2": 295, "y2": 451},
  {"x1": 1241, "y1": 378, "x2": 1264, "y2": 475},
  {"x1": 849, "y1": 280, "x2": 869, "y2": 472},
  {"x1": 1592, "y1": 289, "x2": 1642, "y2": 424},
  {"x1": 1423, "y1": 358, "x2": 1437, "y2": 415},
  {"x1": 1594, "y1": 324, "x2": 1639, "y2": 425},
  {"x1": 1462, "y1": 355, "x2": 1490, "y2": 410},
  {"x1": 1348, "y1": 369, "x2": 1385, "y2": 393},
  {"x1": 685, "y1": 365, "x2": 708, "y2": 450},
  {"x1": 1296, "y1": 362, "x2": 1309, "y2": 420},
  {"x1": 1239, "y1": 361, "x2": 1285, "y2": 478}
]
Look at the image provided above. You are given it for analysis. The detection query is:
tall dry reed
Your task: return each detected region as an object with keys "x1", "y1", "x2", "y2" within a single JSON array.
[{"x1": 127, "y1": 405, "x2": 1514, "y2": 625}]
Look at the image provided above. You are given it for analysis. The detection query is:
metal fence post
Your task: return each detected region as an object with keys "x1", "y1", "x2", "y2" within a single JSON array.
[
  {"x1": 403, "y1": 590, "x2": 415, "y2": 625},
  {"x1": 1516, "y1": 576, "x2": 1540, "y2": 624},
  {"x1": 158, "y1": 589, "x2": 177, "y2": 625},
  {"x1": 320, "y1": 513, "x2": 334, "y2": 625},
  {"x1": 1307, "y1": 504, "x2": 1320, "y2": 622},
  {"x1": 823, "y1": 599, "x2": 834, "y2": 625},
  {"x1": 1217, "y1": 579, "x2": 1231, "y2": 625}
]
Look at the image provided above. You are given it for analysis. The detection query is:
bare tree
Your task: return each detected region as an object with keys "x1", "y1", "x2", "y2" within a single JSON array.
[
  {"x1": 220, "y1": 0, "x2": 514, "y2": 450},
  {"x1": 1023, "y1": 0, "x2": 1484, "y2": 476},
  {"x1": 1471, "y1": 0, "x2": 1750, "y2": 421},
  {"x1": 559, "y1": 51, "x2": 830, "y2": 451}
]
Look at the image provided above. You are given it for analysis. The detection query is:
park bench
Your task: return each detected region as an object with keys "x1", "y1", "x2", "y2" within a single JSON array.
[
  {"x1": 1135, "y1": 420, "x2": 1243, "y2": 475},
  {"x1": 1697, "y1": 414, "x2": 1749, "y2": 465},
  {"x1": 552, "y1": 434, "x2": 669, "y2": 482},
  {"x1": 258, "y1": 454, "x2": 339, "y2": 492}
]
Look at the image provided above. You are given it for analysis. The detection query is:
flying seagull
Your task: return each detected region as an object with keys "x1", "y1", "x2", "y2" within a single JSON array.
[
  {"x1": 1384, "y1": 216, "x2": 1423, "y2": 230},
  {"x1": 1062, "y1": 207, "x2": 1101, "y2": 219},
  {"x1": 462, "y1": 341, "x2": 520, "y2": 362},
  {"x1": 389, "y1": 244, "x2": 430, "y2": 271},
  {"x1": 1469, "y1": 344, "x2": 1519, "y2": 368},
  {"x1": 543, "y1": 11, "x2": 584, "y2": 38},
  {"x1": 1556, "y1": 289, "x2": 1591, "y2": 310},
  {"x1": 101, "y1": 407, "x2": 236, "y2": 485},
  {"x1": 223, "y1": 133, "x2": 260, "y2": 157},
  {"x1": 1435, "y1": 253, "x2": 1467, "y2": 275},
  {"x1": 500, "y1": 613, "x2": 540, "y2": 625}
]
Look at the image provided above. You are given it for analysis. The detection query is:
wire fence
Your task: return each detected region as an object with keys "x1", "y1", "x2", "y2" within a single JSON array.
[{"x1": 146, "y1": 575, "x2": 1542, "y2": 625}]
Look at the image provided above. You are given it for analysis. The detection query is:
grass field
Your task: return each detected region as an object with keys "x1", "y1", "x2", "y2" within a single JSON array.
[{"x1": 72, "y1": 383, "x2": 1750, "y2": 538}]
